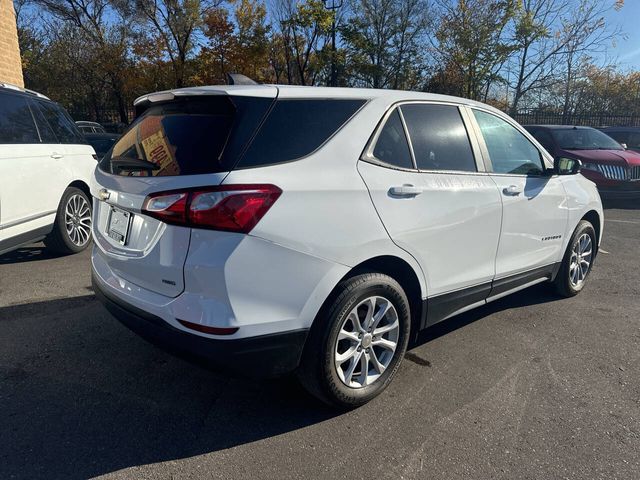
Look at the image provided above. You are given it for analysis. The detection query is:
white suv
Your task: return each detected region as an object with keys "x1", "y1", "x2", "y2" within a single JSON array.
[
  {"x1": 0, "y1": 84, "x2": 96, "y2": 255},
  {"x1": 91, "y1": 85, "x2": 603, "y2": 407}
]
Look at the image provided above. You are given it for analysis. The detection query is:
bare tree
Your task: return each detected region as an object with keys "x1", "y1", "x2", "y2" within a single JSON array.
[{"x1": 507, "y1": 0, "x2": 623, "y2": 116}]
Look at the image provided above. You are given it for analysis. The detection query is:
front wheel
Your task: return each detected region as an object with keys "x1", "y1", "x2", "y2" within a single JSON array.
[
  {"x1": 44, "y1": 187, "x2": 92, "y2": 255},
  {"x1": 553, "y1": 220, "x2": 597, "y2": 297},
  {"x1": 297, "y1": 273, "x2": 411, "y2": 409}
]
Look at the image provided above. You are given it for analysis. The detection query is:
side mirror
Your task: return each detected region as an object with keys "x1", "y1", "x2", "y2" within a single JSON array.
[
  {"x1": 554, "y1": 157, "x2": 582, "y2": 175},
  {"x1": 621, "y1": 143, "x2": 628, "y2": 150}
]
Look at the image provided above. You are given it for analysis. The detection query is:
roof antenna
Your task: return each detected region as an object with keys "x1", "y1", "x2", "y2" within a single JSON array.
[{"x1": 227, "y1": 73, "x2": 258, "y2": 85}]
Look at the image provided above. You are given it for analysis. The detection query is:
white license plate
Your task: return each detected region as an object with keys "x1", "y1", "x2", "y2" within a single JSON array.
[{"x1": 107, "y1": 207, "x2": 131, "y2": 245}]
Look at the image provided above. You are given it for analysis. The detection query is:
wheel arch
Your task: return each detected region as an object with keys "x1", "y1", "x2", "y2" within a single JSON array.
[
  {"x1": 310, "y1": 255, "x2": 426, "y2": 343},
  {"x1": 582, "y1": 209, "x2": 601, "y2": 253},
  {"x1": 67, "y1": 180, "x2": 91, "y2": 200}
]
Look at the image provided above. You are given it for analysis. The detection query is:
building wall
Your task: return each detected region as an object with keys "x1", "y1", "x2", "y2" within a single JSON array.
[{"x1": 0, "y1": 0, "x2": 24, "y2": 87}]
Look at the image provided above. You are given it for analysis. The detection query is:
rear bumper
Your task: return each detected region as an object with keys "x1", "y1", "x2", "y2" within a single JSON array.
[{"x1": 93, "y1": 273, "x2": 308, "y2": 377}]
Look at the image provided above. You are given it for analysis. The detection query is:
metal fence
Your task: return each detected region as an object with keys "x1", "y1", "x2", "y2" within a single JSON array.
[{"x1": 512, "y1": 112, "x2": 640, "y2": 128}]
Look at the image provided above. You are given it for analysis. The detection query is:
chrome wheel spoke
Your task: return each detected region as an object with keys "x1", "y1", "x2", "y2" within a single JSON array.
[
  {"x1": 356, "y1": 351, "x2": 370, "y2": 387},
  {"x1": 373, "y1": 319, "x2": 399, "y2": 336},
  {"x1": 369, "y1": 348, "x2": 386, "y2": 374},
  {"x1": 343, "y1": 350, "x2": 363, "y2": 384},
  {"x1": 372, "y1": 337, "x2": 396, "y2": 352}
]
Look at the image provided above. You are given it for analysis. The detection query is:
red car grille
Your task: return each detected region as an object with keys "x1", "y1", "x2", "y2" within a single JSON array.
[{"x1": 594, "y1": 164, "x2": 640, "y2": 181}]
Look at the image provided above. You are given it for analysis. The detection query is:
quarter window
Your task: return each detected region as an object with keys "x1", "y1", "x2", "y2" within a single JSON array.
[
  {"x1": 371, "y1": 110, "x2": 414, "y2": 169},
  {"x1": 36, "y1": 100, "x2": 84, "y2": 144},
  {"x1": 473, "y1": 110, "x2": 544, "y2": 175},
  {"x1": 239, "y1": 99, "x2": 365, "y2": 168},
  {"x1": 0, "y1": 92, "x2": 40, "y2": 144},
  {"x1": 400, "y1": 104, "x2": 476, "y2": 172}
]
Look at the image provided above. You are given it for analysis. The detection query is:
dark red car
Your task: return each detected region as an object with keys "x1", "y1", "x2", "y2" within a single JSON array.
[{"x1": 524, "y1": 125, "x2": 640, "y2": 198}]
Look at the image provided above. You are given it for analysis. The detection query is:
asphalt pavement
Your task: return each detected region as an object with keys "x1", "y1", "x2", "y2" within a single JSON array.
[{"x1": 1, "y1": 203, "x2": 639, "y2": 480}]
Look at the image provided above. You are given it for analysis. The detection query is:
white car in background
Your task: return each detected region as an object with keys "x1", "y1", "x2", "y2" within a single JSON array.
[
  {"x1": 91, "y1": 85, "x2": 603, "y2": 408},
  {"x1": 0, "y1": 84, "x2": 96, "y2": 255}
]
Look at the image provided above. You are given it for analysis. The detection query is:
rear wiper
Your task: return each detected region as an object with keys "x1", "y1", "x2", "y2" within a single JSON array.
[{"x1": 109, "y1": 155, "x2": 160, "y2": 172}]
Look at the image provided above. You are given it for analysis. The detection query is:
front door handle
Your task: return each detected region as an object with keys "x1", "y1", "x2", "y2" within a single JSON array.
[
  {"x1": 51, "y1": 152, "x2": 64, "y2": 159},
  {"x1": 389, "y1": 184, "x2": 423, "y2": 197},
  {"x1": 503, "y1": 185, "x2": 522, "y2": 196}
]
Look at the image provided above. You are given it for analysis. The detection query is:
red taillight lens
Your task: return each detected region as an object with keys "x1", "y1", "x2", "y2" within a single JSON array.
[{"x1": 141, "y1": 184, "x2": 281, "y2": 233}]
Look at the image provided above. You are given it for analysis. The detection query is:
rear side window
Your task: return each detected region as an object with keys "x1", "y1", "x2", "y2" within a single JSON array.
[
  {"x1": 35, "y1": 100, "x2": 84, "y2": 144},
  {"x1": 100, "y1": 96, "x2": 272, "y2": 176},
  {"x1": 0, "y1": 92, "x2": 40, "y2": 144},
  {"x1": 400, "y1": 104, "x2": 476, "y2": 172},
  {"x1": 371, "y1": 110, "x2": 414, "y2": 169},
  {"x1": 238, "y1": 99, "x2": 366, "y2": 168}
]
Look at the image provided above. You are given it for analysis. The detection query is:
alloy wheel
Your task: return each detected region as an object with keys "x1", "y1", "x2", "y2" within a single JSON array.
[
  {"x1": 334, "y1": 296, "x2": 400, "y2": 388},
  {"x1": 569, "y1": 233, "x2": 593, "y2": 287},
  {"x1": 65, "y1": 194, "x2": 92, "y2": 247}
]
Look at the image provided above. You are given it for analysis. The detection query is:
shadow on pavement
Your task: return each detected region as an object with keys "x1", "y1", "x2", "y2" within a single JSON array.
[
  {"x1": 0, "y1": 283, "x2": 559, "y2": 479},
  {"x1": 0, "y1": 245, "x2": 64, "y2": 265}
]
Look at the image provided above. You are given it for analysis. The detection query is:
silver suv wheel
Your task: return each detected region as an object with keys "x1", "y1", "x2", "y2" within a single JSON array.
[
  {"x1": 65, "y1": 193, "x2": 92, "y2": 247},
  {"x1": 334, "y1": 295, "x2": 400, "y2": 388}
]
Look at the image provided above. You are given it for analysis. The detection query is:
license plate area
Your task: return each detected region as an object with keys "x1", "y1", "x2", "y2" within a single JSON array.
[{"x1": 107, "y1": 206, "x2": 132, "y2": 245}]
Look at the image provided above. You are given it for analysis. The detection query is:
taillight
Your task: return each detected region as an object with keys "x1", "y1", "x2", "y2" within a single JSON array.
[{"x1": 141, "y1": 184, "x2": 281, "y2": 233}]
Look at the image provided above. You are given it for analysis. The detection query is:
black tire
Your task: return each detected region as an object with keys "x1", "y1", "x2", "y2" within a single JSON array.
[
  {"x1": 297, "y1": 273, "x2": 411, "y2": 409},
  {"x1": 553, "y1": 220, "x2": 597, "y2": 297},
  {"x1": 44, "y1": 186, "x2": 92, "y2": 255}
]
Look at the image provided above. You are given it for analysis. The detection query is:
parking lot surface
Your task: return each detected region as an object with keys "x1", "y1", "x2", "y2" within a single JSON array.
[{"x1": 1, "y1": 205, "x2": 639, "y2": 480}]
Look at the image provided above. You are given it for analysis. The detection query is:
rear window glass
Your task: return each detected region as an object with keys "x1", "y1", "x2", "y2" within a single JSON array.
[
  {"x1": 0, "y1": 92, "x2": 40, "y2": 144},
  {"x1": 238, "y1": 99, "x2": 366, "y2": 168},
  {"x1": 100, "y1": 96, "x2": 272, "y2": 176}
]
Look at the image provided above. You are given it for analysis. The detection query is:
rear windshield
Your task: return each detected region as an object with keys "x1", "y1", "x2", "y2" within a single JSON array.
[
  {"x1": 99, "y1": 96, "x2": 365, "y2": 176},
  {"x1": 99, "y1": 96, "x2": 272, "y2": 176}
]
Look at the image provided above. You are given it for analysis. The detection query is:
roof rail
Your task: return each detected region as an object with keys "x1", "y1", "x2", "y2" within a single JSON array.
[{"x1": 0, "y1": 82, "x2": 50, "y2": 100}]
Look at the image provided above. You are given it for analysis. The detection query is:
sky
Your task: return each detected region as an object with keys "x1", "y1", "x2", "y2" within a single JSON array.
[{"x1": 605, "y1": 0, "x2": 640, "y2": 70}]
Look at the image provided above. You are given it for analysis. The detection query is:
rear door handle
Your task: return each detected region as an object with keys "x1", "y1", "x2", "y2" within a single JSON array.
[
  {"x1": 389, "y1": 184, "x2": 423, "y2": 197},
  {"x1": 51, "y1": 152, "x2": 64, "y2": 159},
  {"x1": 502, "y1": 185, "x2": 522, "y2": 196}
]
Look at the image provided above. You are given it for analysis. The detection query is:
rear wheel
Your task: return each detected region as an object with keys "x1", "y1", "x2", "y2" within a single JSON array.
[
  {"x1": 554, "y1": 220, "x2": 596, "y2": 297},
  {"x1": 44, "y1": 187, "x2": 92, "y2": 255},
  {"x1": 297, "y1": 273, "x2": 411, "y2": 409}
]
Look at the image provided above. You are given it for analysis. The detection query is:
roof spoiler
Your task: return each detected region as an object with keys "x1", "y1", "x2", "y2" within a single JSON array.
[{"x1": 227, "y1": 73, "x2": 258, "y2": 85}]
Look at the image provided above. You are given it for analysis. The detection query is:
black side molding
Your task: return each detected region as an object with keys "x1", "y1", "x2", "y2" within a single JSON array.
[{"x1": 422, "y1": 263, "x2": 560, "y2": 328}]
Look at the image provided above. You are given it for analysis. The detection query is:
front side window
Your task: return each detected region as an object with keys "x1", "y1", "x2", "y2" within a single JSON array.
[
  {"x1": 0, "y1": 92, "x2": 40, "y2": 144},
  {"x1": 400, "y1": 104, "x2": 476, "y2": 172},
  {"x1": 36, "y1": 101, "x2": 84, "y2": 144},
  {"x1": 238, "y1": 99, "x2": 366, "y2": 168},
  {"x1": 473, "y1": 110, "x2": 544, "y2": 175},
  {"x1": 371, "y1": 110, "x2": 414, "y2": 169}
]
